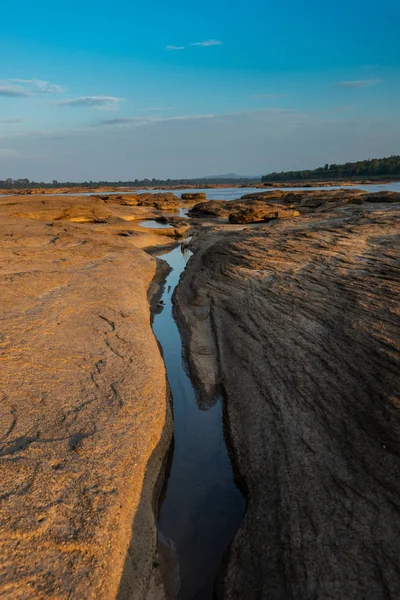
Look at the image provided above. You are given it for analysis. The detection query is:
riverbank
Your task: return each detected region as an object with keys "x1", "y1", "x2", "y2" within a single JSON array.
[{"x1": 175, "y1": 200, "x2": 400, "y2": 598}]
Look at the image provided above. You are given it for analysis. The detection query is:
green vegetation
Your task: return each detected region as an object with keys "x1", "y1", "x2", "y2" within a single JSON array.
[{"x1": 262, "y1": 155, "x2": 400, "y2": 182}]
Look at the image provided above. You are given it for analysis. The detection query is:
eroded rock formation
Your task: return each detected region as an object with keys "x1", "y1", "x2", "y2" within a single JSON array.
[
  {"x1": 0, "y1": 195, "x2": 179, "y2": 599},
  {"x1": 189, "y1": 189, "x2": 400, "y2": 222},
  {"x1": 175, "y1": 202, "x2": 400, "y2": 599}
]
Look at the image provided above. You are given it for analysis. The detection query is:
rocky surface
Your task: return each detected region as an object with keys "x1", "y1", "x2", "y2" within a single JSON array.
[
  {"x1": 180, "y1": 193, "x2": 207, "y2": 201},
  {"x1": 228, "y1": 203, "x2": 300, "y2": 224},
  {"x1": 189, "y1": 189, "x2": 400, "y2": 223},
  {"x1": 175, "y1": 202, "x2": 400, "y2": 598},
  {"x1": 97, "y1": 193, "x2": 182, "y2": 211},
  {"x1": 0, "y1": 195, "x2": 181, "y2": 599}
]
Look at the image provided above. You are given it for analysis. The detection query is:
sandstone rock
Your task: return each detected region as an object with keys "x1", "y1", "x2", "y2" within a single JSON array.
[
  {"x1": 136, "y1": 193, "x2": 181, "y2": 210},
  {"x1": 189, "y1": 190, "x2": 371, "y2": 221},
  {"x1": 240, "y1": 190, "x2": 285, "y2": 201},
  {"x1": 0, "y1": 194, "x2": 175, "y2": 599},
  {"x1": 228, "y1": 203, "x2": 300, "y2": 224},
  {"x1": 104, "y1": 193, "x2": 182, "y2": 210},
  {"x1": 181, "y1": 193, "x2": 207, "y2": 201},
  {"x1": 175, "y1": 203, "x2": 400, "y2": 599},
  {"x1": 189, "y1": 200, "x2": 230, "y2": 218}
]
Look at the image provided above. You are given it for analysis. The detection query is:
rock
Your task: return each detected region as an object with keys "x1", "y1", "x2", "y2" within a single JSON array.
[
  {"x1": 364, "y1": 191, "x2": 400, "y2": 203},
  {"x1": 119, "y1": 194, "x2": 141, "y2": 206},
  {"x1": 175, "y1": 202, "x2": 400, "y2": 599},
  {"x1": 181, "y1": 193, "x2": 207, "y2": 201},
  {"x1": 105, "y1": 193, "x2": 182, "y2": 210},
  {"x1": 136, "y1": 193, "x2": 181, "y2": 210},
  {"x1": 189, "y1": 190, "x2": 370, "y2": 220},
  {"x1": 189, "y1": 200, "x2": 230, "y2": 218},
  {"x1": 241, "y1": 188, "x2": 367, "y2": 212},
  {"x1": 228, "y1": 203, "x2": 300, "y2": 224},
  {"x1": 0, "y1": 194, "x2": 174, "y2": 599},
  {"x1": 240, "y1": 190, "x2": 285, "y2": 201}
]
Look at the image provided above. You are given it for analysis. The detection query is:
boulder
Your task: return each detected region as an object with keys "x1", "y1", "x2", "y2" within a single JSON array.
[
  {"x1": 181, "y1": 193, "x2": 207, "y2": 201},
  {"x1": 364, "y1": 191, "x2": 400, "y2": 203},
  {"x1": 189, "y1": 201, "x2": 230, "y2": 218},
  {"x1": 229, "y1": 203, "x2": 300, "y2": 224}
]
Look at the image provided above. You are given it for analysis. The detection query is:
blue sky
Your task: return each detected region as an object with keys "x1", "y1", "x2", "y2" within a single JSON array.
[{"x1": 1, "y1": 0, "x2": 399, "y2": 180}]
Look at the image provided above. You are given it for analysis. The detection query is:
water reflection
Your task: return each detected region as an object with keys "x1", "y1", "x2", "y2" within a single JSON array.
[{"x1": 152, "y1": 244, "x2": 245, "y2": 600}]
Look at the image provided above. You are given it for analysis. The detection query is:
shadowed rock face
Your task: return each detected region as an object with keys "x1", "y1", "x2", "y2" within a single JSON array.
[
  {"x1": 175, "y1": 203, "x2": 400, "y2": 599},
  {"x1": 0, "y1": 195, "x2": 176, "y2": 599}
]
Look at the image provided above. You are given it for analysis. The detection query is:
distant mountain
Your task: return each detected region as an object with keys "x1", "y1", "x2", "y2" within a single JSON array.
[{"x1": 204, "y1": 173, "x2": 262, "y2": 180}]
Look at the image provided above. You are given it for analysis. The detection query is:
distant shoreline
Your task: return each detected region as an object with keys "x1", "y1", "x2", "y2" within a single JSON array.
[{"x1": 0, "y1": 177, "x2": 398, "y2": 196}]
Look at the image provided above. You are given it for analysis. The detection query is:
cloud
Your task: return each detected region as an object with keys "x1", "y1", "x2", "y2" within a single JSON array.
[
  {"x1": 191, "y1": 39, "x2": 222, "y2": 47},
  {"x1": 0, "y1": 79, "x2": 65, "y2": 98},
  {"x1": 166, "y1": 45, "x2": 185, "y2": 51},
  {"x1": 337, "y1": 79, "x2": 383, "y2": 88},
  {"x1": 3, "y1": 107, "x2": 400, "y2": 181},
  {"x1": 137, "y1": 107, "x2": 174, "y2": 112},
  {"x1": 56, "y1": 96, "x2": 124, "y2": 110},
  {"x1": 0, "y1": 86, "x2": 29, "y2": 98},
  {"x1": 0, "y1": 118, "x2": 24, "y2": 123},
  {"x1": 96, "y1": 117, "x2": 147, "y2": 126},
  {"x1": 11, "y1": 79, "x2": 66, "y2": 93},
  {"x1": 94, "y1": 108, "x2": 300, "y2": 131},
  {"x1": 95, "y1": 113, "x2": 217, "y2": 129}
]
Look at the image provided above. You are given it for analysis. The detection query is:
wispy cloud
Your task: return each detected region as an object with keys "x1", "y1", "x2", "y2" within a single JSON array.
[
  {"x1": 56, "y1": 96, "x2": 124, "y2": 110},
  {"x1": 95, "y1": 113, "x2": 216, "y2": 129},
  {"x1": 95, "y1": 117, "x2": 147, "y2": 126},
  {"x1": 0, "y1": 86, "x2": 29, "y2": 98},
  {"x1": 94, "y1": 108, "x2": 299, "y2": 130},
  {"x1": 10, "y1": 79, "x2": 66, "y2": 93},
  {"x1": 191, "y1": 39, "x2": 222, "y2": 47},
  {"x1": 137, "y1": 107, "x2": 174, "y2": 112},
  {"x1": 166, "y1": 45, "x2": 185, "y2": 51},
  {"x1": 0, "y1": 79, "x2": 65, "y2": 97},
  {"x1": 337, "y1": 79, "x2": 383, "y2": 88}
]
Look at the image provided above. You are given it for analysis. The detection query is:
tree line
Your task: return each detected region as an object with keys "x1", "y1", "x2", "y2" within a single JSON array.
[
  {"x1": 261, "y1": 155, "x2": 400, "y2": 182},
  {"x1": 0, "y1": 176, "x2": 257, "y2": 190}
]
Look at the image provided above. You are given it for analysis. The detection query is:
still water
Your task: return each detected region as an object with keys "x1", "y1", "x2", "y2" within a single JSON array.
[
  {"x1": 139, "y1": 220, "x2": 173, "y2": 229},
  {"x1": 152, "y1": 243, "x2": 245, "y2": 600},
  {"x1": 2, "y1": 182, "x2": 399, "y2": 200}
]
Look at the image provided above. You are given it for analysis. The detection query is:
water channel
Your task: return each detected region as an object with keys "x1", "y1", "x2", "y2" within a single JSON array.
[{"x1": 151, "y1": 240, "x2": 245, "y2": 600}]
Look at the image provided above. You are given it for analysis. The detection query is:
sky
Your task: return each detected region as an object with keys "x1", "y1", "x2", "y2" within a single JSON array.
[{"x1": 1, "y1": 0, "x2": 399, "y2": 180}]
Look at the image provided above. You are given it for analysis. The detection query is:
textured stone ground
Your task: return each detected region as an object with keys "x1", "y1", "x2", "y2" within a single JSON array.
[
  {"x1": 175, "y1": 202, "x2": 400, "y2": 599},
  {"x1": 0, "y1": 195, "x2": 176, "y2": 599},
  {"x1": 189, "y1": 189, "x2": 400, "y2": 221}
]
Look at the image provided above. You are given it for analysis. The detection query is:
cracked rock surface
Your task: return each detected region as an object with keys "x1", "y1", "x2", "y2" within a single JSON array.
[{"x1": 175, "y1": 203, "x2": 400, "y2": 599}]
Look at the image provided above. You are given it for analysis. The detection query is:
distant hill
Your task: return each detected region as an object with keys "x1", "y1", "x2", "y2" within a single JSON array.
[{"x1": 262, "y1": 155, "x2": 400, "y2": 182}]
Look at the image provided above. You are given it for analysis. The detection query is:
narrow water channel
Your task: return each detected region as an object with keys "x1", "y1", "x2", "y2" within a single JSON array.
[{"x1": 152, "y1": 241, "x2": 245, "y2": 600}]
